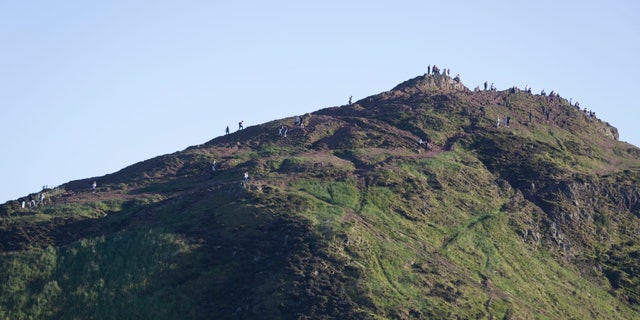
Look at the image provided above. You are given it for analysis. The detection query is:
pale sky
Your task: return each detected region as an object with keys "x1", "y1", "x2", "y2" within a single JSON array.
[{"x1": 1, "y1": 1, "x2": 639, "y2": 203}]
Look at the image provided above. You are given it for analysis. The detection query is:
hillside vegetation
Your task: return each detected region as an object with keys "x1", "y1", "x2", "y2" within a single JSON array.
[{"x1": 1, "y1": 73, "x2": 640, "y2": 319}]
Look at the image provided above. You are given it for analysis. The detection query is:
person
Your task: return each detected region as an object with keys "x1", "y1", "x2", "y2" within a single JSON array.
[
  {"x1": 28, "y1": 194, "x2": 36, "y2": 207},
  {"x1": 278, "y1": 125, "x2": 283, "y2": 136},
  {"x1": 92, "y1": 181, "x2": 97, "y2": 193},
  {"x1": 225, "y1": 126, "x2": 230, "y2": 135},
  {"x1": 283, "y1": 127, "x2": 288, "y2": 138},
  {"x1": 348, "y1": 96, "x2": 352, "y2": 105},
  {"x1": 243, "y1": 171, "x2": 249, "y2": 183},
  {"x1": 496, "y1": 116, "x2": 501, "y2": 128},
  {"x1": 453, "y1": 74, "x2": 460, "y2": 83},
  {"x1": 238, "y1": 121, "x2": 244, "y2": 130},
  {"x1": 427, "y1": 65, "x2": 431, "y2": 74},
  {"x1": 484, "y1": 81, "x2": 488, "y2": 91},
  {"x1": 39, "y1": 193, "x2": 45, "y2": 206},
  {"x1": 211, "y1": 160, "x2": 217, "y2": 172},
  {"x1": 529, "y1": 111, "x2": 533, "y2": 124}
]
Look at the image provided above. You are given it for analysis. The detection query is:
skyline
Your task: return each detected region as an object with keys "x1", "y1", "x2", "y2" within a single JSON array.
[{"x1": 1, "y1": 1, "x2": 639, "y2": 203}]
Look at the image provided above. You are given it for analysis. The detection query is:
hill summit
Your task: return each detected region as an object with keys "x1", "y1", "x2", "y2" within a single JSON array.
[{"x1": 1, "y1": 71, "x2": 640, "y2": 319}]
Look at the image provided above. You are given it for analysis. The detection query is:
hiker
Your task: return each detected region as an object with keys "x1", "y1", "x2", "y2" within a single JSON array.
[
  {"x1": 506, "y1": 116, "x2": 511, "y2": 127},
  {"x1": 418, "y1": 138, "x2": 424, "y2": 149},
  {"x1": 283, "y1": 127, "x2": 288, "y2": 138},
  {"x1": 238, "y1": 121, "x2": 244, "y2": 130},
  {"x1": 92, "y1": 181, "x2": 97, "y2": 193},
  {"x1": 484, "y1": 81, "x2": 488, "y2": 91},
  {"x1": 496, "y1": 116, "x2": 501, "y2": 128},
  {"x1": 278, "y1": 125, "x2": 283, "y2": 136},
  {"x1": 28, "y1": 194, "x2": 36, "y2": 207},
  {"x1": 453, "y1": 74, "x2": 460, "y2": 83},
  {"x1": 225, "y1": 126, "x2": 230, "y2": 135},
  {"x1": 211, "y1": 160, "x2": 217, "y2": 172},
  {"x1": 243, "y1": 171, "x2": 249, "y2": 183},
  {"x1": 348, "y1": 96, "x2": 352, "y2": 105},
  {"x1": 39, "y1": 193, "x2": 45, "y2": 206},
  {"x1": 427, "y1": 65, "x2": 431, "y2": 74}
]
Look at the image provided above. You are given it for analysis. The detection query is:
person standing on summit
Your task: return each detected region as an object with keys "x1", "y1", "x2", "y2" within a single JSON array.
[{"x1": 238, "y1": 120, "x2": 244, "y2": 130}]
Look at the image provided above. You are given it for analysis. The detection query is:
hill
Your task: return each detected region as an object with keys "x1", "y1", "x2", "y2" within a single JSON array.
[{"x1": 1, "y1": 71, "x2": 640, "y2": 319}]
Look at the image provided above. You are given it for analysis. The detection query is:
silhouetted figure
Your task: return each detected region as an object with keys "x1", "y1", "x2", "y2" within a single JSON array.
[
  {"x1": 453, "y1": 74, "x2": 460, "y2": 83},
  {"x1": 427, "y1": 65, "x2": 431, "y2": 74},
  {"x1": 238, "y1": 120, "x2": 244, "y2": 130},
  {"x1": 225, "y1": 126, "x2": 230, "y2": 135},
  {"x1": 484, "y1": 81, "x2": 488, "y2": 91},
  {"x1": 92, "y1": 181, "x2": 97, "y2": 193},
  {"x1": 349, "y1": 96, "x2": 352, "y2": 105},
  {"x1": 244, "y1": 171, "x2": 249, "y2": 183}
]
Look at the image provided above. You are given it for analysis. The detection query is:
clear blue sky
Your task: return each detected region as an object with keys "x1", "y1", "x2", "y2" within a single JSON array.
[{"x1": 1, "y1": 1, "x2": 639, "y2": 203}]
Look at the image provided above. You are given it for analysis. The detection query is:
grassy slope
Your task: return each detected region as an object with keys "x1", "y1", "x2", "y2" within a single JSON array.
[{"x1": 1, "y1": 74, "x2": 640, "y2": 319}]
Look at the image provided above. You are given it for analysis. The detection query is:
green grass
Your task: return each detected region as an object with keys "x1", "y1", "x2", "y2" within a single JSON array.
[{"x1": 0, "y1": 229, "x2": 193, "y2": 320}]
